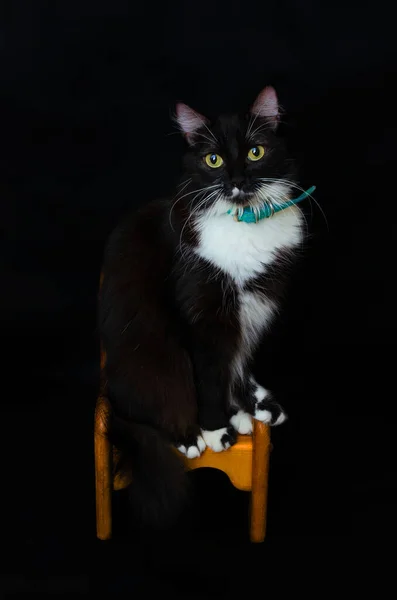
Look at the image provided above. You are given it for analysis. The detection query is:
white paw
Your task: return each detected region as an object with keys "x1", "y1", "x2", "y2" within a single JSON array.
[
  {"x1": 252, "y1": 382, "x2": 287, "y2": 426},
  {"x1": 254, "y1": 405, "x2": 287, "y2": 425},
  {"x1": 201, "y1": 427, "x2": 235, "y2": 452},
  {"x1": 230, "y1": 410, "x2": 253, "y2": 435},
  {"x1": 253, "y1": 383, "x2": 269, "y2": 402},
  {"x1": 253, "y1": 383, "x2": 272, "y2": 422},
  {"x1": 176, "y1": 435, "x2": 206, "y2": 458},
  {"x1": 253, "y1": 408, "x2": 273, "y2": 423}
]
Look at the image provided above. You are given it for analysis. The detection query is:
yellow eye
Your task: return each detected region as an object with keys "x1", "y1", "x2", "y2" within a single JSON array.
[
  {"x1": 247, "y1": 145, "x2": 265, "y2": 161},
  {"x1": 205, "y1": 153, "x2": 224, "y2": 168}
]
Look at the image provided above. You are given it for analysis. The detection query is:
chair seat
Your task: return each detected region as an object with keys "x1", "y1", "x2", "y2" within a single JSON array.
[
  {"x1": 113, "y1": 433, "x2": 256, "y2": 492},
  {"x1": 182, "y1": 434, "x2": 254, "y2": 491},
  {"x1": 112, "y1": 421, "x2": 269, "y2": 494}
]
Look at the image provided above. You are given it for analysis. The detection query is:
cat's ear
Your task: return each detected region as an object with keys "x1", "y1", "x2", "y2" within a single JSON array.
[
  {"x1": 175, "y1": 103, "x2": 208, "y2": 143},
  {"x1": 250, "y1": 86, "x2": 280, "y2": 128}
]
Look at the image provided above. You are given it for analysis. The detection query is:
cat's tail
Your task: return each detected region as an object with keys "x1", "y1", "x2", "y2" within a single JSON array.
[{"x1": 108, "y1": 414, "x2": 188, "y2": 528}]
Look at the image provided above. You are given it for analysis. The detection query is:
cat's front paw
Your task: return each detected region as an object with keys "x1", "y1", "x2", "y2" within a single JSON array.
[
  {"x1": 201, "y1": 426, "x2": 237, "y2": 452},
  {"x1": 252, "y1": 384, "x2": 287, "y2": 426},
  {"x1": 176, "y1": 434, "x2": 206, "y2": 458},
  {"x1": 230, "y1": 410, "x2": 253, "y2": 434}
]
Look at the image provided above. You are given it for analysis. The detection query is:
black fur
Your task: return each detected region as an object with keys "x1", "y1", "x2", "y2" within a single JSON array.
[{"x1": 99, "y1": 89, "x2": 302, "y2": 527}]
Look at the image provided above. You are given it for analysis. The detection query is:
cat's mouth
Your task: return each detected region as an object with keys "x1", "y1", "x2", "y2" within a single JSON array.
[{"x1": 228, "y1": 188, "x2": 254, "y2": 206}]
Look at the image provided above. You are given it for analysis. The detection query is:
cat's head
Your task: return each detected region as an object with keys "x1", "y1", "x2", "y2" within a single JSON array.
[{"x1": 175, "y1": 87, "x2": 296, "y2": 216}]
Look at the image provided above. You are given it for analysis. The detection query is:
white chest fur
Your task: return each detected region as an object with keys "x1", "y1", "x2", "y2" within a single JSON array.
[
  {"x1": 194, "y1": 206, "x2": 303, "y2": 286},
  {"x1": 194, "y1": 206, "x2": 303, "y2": 381}
]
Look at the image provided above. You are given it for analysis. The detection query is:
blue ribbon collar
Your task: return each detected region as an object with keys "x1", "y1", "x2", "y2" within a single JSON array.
[{"x1": 227, "y1": 185, "x2": 316, "y2": 223}]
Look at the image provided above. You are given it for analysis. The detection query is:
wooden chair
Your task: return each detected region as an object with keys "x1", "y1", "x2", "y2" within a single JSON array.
[{"x1": 95, "y1": 382, "x2": 272, "y2": 543}]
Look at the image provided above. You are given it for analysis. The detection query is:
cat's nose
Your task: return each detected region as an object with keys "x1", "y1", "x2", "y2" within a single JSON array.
[{"x1": 231, "y1": 176, "x2": 244, "y2": 188}]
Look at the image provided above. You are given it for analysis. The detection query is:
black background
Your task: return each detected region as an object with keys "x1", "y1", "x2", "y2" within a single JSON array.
[{"x1": 1, "y1": 0, "x2": 396, "y2": 594}]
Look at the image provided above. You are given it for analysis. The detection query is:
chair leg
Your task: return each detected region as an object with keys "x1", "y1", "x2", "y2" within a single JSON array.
[
  {"x1": 95, "y1": 428, "x2": 113, "y2": 540},
  {"x1": 250, "y1": 421, "x2": 271, "y2": 543}
]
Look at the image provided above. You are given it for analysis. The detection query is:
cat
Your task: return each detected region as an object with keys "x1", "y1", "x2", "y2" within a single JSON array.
[{"x1": 99, "y1": 86, "x2": 305, "y2": 526}]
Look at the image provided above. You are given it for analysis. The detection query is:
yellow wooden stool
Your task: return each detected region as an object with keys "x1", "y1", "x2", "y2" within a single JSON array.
[{"x1": 95, "y1": 390, "x2": 272, "y2": 543}]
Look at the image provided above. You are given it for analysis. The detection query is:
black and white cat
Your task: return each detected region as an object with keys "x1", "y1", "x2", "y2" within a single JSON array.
[{"x1": 99, "y1": 86, "x2": 305, "y2": 525}]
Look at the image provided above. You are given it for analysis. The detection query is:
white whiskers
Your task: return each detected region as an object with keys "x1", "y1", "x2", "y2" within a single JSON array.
[
  {"x1": 246, "y1": 121, "x2": 273, "y2": 140},
  {"x1": 246, "y1": 112, "x2": 260, "y2": 140},
  {"x1": 255, "y1": 181, "x2": 309, "y2": 238},
  {"x1": 169, "y1": 181, "x2": 219, "y2": 229},
  {"x1": 256, "y1": 178, "x2": 328, "y2": 230},
  {"x1": 178, "y1": 185, "x2": 223, "y2": 258}
]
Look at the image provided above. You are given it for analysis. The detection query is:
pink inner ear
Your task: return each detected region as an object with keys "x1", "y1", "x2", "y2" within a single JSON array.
[
  {"x1": 175, "y1": 103, "x2": 207, "y2": 136},
  {"x1": 251, "y1": 86, "x2": 279, "y2": 120}
]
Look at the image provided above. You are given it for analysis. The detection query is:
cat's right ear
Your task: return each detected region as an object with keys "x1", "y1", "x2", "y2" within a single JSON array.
[
  {"x1": 175, "y1": 103, "x2": 208, "y2": 144},
  {"x1": 250, "y1": 86, "x2": 280, "y2": 129}
]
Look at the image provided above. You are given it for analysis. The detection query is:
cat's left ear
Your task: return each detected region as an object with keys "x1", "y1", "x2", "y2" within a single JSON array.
[
  {"x1": 250, "y1": 86, "x2": 280, "y2": 129},
  {"x1": 175, "y1": 103, "x2": 208, "y2": 143}
]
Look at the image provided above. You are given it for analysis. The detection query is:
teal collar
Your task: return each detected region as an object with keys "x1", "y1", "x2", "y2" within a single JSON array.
[{"x1": 227, "y1": 185, "x2": 316, "y2": 223}]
